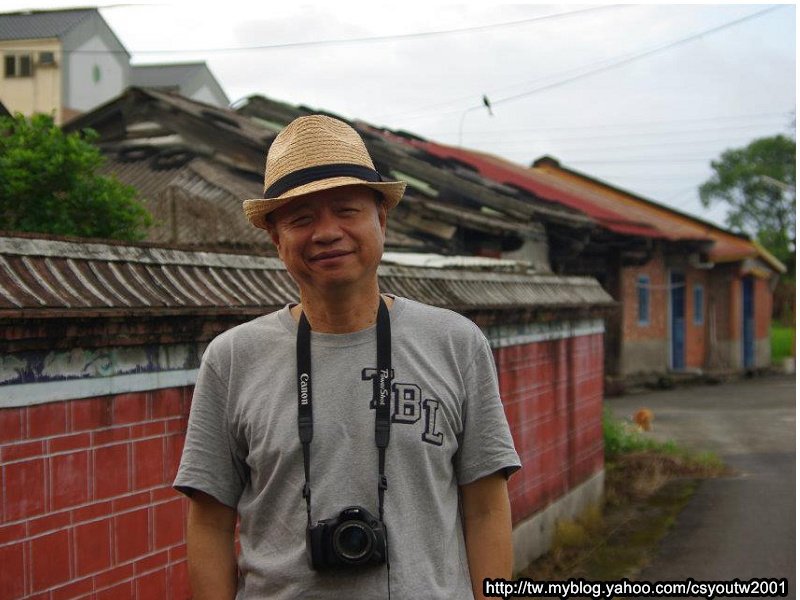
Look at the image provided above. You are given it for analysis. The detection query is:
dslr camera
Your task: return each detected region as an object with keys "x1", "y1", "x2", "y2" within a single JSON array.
[{"x1": 307, "y1": 505, "x2": 387, "y2": 570}]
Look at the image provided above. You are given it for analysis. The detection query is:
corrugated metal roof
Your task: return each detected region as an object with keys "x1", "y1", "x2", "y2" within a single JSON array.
[
  {"x1": 402, "y1": 138, "x2": 667, "y2": 239},
  {"x1": 99, "y1": 151, "x2": 187, "y2": 199},
  {"x1": 0, "y1": 235, "x2": 613, "y2": 318},
  {"x1": 0, "y1": 8, "x2": 94, "y2": 41},
  {"x1": 99, "y1": 153, "x2": 275, "y2": 250},
  {"x1": 236, "y1": 96, "x2": 592, "y2": 231},
  {"x1": 70, "y1": 89, "x2": 556, "y2": 255}
]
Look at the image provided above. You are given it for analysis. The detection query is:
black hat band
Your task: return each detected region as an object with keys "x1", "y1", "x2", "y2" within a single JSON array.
[{"x1": 264, "y1": 163, "x2": 383, "y2": 198}]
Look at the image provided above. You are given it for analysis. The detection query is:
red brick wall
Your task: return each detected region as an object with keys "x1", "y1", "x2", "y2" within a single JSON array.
[
  {"x1": 0, "y1": 389, "x2": 191, "y2": 600},
  {"x1": 497, "y1": 333, "x2": 605, "y2": 524},
  {"x1": 1, "y1": 332, "x2": 606, "y2": 597}
]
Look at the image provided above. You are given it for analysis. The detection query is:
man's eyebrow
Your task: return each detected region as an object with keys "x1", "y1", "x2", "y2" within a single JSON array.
[{"x1": 280, "y1": 201, "x2": 313, "y2": 217}]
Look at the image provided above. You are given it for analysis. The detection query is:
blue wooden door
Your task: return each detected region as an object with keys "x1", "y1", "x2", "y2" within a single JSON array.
[
  {"x1": 670, "y1": 272, "x2": 686, "y2": 370},
  {"x1": 742, "y1": 276, "x2": 755, "y2": 368}
]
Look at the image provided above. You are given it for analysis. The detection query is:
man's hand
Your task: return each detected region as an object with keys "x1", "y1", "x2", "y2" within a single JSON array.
[
  {"x1": 186, "y1": 490, "x2": 238, "y2": 600},
  {"x1": 461, "y1": 471, "x2": 513, "y2": 599}
]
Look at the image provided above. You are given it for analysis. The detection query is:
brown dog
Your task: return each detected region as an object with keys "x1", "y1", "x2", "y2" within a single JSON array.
[{"x1": 633, "y1": 408, "x2": 654, "y2": 432}]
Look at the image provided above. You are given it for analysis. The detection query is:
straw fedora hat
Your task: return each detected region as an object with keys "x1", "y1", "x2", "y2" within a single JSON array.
[{"x1": 243, "y1": 115, "x2": 406, "y2": 230}]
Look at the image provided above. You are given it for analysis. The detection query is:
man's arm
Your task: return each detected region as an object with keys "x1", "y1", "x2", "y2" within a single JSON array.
[
  {"x1": 186, "y1": 490, "x2": 238, "y2": 600},
  {"x1": 461, "y1": 471, "x2": 513, "y2": 600}
]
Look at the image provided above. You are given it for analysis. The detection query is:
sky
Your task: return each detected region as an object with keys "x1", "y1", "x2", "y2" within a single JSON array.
[{"x1": 3, "y1": 1, "x2": 797, "y2": 229}]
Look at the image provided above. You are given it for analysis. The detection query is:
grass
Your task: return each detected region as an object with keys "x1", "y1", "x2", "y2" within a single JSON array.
[
  {"x1": 771, "y1": 322, "x2": 794, "y2": 363},
  {"x1": 603, "y1": 408, "x2": 676, "y2": 457},
  {"x1": 602, "y1": 408, "x2": 724, "y2": 471}
]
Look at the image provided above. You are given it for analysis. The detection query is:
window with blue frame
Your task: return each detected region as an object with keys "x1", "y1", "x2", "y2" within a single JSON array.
[
  {"x1": 637, "y1": 275, "x2": 650, "y2": 325},
  {"x1": 693, "y1": 284, "x2": 704, "y2": 325}
]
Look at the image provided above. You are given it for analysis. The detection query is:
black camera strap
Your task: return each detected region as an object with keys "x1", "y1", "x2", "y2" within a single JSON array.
[{"x1": 296, "y1": 296, "x2": 392, "y2": 528}]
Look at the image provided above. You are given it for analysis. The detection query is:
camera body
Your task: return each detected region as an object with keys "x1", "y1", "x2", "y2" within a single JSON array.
[{"x1": 307, "y1": 505, "x2": 387, "y2": 570}]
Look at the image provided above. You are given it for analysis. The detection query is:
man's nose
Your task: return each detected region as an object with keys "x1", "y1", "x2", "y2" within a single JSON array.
[{"x1": 310, "y1": 210, "x2": 344, "y2": 244}]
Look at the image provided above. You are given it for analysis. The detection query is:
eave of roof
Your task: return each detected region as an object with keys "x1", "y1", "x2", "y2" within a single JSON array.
[
  {"x1": 0, "y1": 234, "x2": 613, "y2": 318},
  {"x1": 533, "y1": 156, "x2": 787, "y2": 271}
]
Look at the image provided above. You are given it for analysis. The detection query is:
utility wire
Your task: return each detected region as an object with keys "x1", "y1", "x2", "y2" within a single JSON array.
[
  {"x1": 395, "y1": 4, "x2": 782, "y2": 133},
  {"x1": 451, "y1": 5, "x2": 783, "y2": 144},
  {"x1": 480, "y1": 134, "x2": 784, "y2": 151},
  {"x1": 419, "y1": 110, "x2": 793, "y2": 137},
  {"x1": 375, "y1": 6, "x2": 634, "y2": 122},
  {"x1": 487, "y1": 5, "x2": 782, "y2": 110},
  {"x1": 2, "y1": 5, "x2": 620, "y2": 55},
  {"x1": 569, "y1": 158, "x2": 717, "y2": 164},
  {"x1": 458, "y1": 121, "x2": 792, "y2": 146}
]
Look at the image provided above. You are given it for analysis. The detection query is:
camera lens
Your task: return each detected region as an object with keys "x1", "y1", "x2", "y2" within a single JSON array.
[{"x1": 333, "y1": 521, "x2": 373, "y2": 563}]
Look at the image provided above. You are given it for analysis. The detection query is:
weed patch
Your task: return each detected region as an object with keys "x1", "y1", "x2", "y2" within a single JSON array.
[{"x1": 517, "y1": 413, "x2": 728, "y2": 584}]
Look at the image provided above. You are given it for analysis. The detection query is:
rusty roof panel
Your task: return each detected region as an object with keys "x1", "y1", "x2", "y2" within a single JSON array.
[{"x1": 0, "y1": 235, "x2": 612, "y2": 318}]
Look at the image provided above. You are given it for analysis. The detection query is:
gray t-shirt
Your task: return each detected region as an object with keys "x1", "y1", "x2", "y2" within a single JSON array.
[{"x1": 174, "y1": 296, "x2": 520, "y2": 599}]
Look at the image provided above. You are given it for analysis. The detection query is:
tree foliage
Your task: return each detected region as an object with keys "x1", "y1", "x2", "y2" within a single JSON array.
[
  {"x1": 0, "y1": 113, "x2": 152, "y2": 241},
  {"x1": 699, "y1": 134, "x2": 795, "y2": 264}
]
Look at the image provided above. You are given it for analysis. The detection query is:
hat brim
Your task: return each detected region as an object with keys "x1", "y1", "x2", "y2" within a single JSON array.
[{"x1": 243, "y1": 176, "x2": 406, "y2": 231}]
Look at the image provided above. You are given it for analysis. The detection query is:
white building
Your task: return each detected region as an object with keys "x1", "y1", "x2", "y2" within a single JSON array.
[
  {"x1": 0, "y1": 8, "x2": 228, "y2": 124},
  {"x1": 131, "y1": 62, "x2": 229, "y2": 109}
]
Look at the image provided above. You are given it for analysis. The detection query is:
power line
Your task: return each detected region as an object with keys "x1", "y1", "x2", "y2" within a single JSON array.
[
  {"x1": 375, "y1": 6, "x2": 636, "y2": 122},
  {"x1": 484, "y1": 5, "x2": 783, "y2": 111},
  {"x1": 417, "y1": 110, "x2": 793, "y2": 137},
  {"x1": 568, "y1": 158, "x2": 717, "y2": 164},
  {"x1": 567, "y1": 173, "x2": 709, "y2": 180},
  {"x1": 472, "y1": 122, "x2": 791, "y2": 145},
  {"x1": 519, "y1": 136, "x2": 778, "y2": 154},
  {"x1": 1, "y1": 5, "x2": 621, "y2": 55},
  {"x1": 393, "y1": 5, "x2": 783, "y2": 127}
]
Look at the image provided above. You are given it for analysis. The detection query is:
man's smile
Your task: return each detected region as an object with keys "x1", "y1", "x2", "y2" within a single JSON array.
[{"x1": 309, "y1": 249, "x2": 354, "y2": 262}]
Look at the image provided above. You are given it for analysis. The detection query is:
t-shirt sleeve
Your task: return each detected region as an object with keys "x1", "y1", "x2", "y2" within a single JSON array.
[
  {"x1": 454, "y1": 333, "x2": 521, "y2": 485},
  {"x1": 173, "y1": 348, "x2": 247, "y2": 508}
]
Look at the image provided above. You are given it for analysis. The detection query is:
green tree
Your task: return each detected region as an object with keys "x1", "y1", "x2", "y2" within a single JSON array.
[
  {"x1": 699, "y1": 134, "x2": 795, "y2": 264},
  {"x1": 0, "y1": 113, "x2": 152, "y2": 241}
]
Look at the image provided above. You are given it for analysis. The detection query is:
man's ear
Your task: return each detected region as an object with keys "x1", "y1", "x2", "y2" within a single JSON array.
[{"x1": 378, "y1": 203, "x2": 388, "y2": 234}]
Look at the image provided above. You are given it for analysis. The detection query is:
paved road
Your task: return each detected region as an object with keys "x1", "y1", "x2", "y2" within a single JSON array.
[{"x1": 605, "y1": 375, "x2": 796, "y2": 598}]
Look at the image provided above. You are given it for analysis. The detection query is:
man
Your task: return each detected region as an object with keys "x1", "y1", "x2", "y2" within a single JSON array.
[{"x1": 174, "y1": 115, "x2": 520, "y2": 599}]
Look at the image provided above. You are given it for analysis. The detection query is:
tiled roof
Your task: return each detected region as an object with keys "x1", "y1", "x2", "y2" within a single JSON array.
[
  {"x1": 0, "y1": 234, "x2": 613, "y2": 318},
  {"x1": 0, "y1": 8, "x2": 94, "y2": 41}
]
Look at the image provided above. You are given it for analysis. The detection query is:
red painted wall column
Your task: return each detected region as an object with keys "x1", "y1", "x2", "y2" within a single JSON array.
[{"x1": 496, "y1": 332, "x2": 605, "y2": 524}]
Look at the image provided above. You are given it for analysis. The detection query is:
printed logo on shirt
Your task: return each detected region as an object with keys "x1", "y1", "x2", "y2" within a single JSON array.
[{"x1": 362, "y1": 368, "x2": 444, "y2": 447}]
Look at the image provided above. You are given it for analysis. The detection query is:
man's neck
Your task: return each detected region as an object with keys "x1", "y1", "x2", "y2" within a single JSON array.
[{"x1": 290, "y1": 284, "x2": 392, "y2": 333}]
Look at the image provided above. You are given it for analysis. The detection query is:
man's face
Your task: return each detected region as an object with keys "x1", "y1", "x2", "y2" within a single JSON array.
[{"x1": 266, "y1": 185, "x2": 387, "y2": 294}]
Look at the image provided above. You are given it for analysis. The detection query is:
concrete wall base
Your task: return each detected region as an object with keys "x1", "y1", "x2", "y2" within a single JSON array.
[{"x1": 512, "y1": 469, "x2": 605, "y2": 573}]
